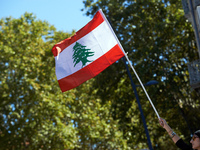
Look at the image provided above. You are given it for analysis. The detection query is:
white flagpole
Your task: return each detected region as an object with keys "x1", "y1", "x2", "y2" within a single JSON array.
[{"x1": 99, "y1": 9, "x2": 160, "y2": 119}]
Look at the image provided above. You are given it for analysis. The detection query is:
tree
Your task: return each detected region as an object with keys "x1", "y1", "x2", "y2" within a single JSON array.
[
  {"x1": 82, "y1": 0, "x2": 200, "y2": 149},
  {"x1": 0, "y1": 13, "x2": 79, "y2": 149},
  {"x1": 72, "y1": 42, "x2": 94, "y2": 67},
  {"x1": 0, "y1": 12, "x2": 130, "y2": 150}
]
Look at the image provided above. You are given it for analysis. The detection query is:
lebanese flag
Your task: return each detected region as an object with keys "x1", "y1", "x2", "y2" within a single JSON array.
[{"x1": 52, "y1": 9, "x2": 125, "y2": 92}]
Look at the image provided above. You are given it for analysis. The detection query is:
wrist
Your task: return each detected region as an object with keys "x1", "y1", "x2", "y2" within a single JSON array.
[
  {"x1": 166, "y1": 128, "x2": 176, "y2": 138},
  {"x1": 170, "y1": 131, "x2": 176, "y2": 138},
  {"x1": 167, "y1": 129, "x2": 173, "y2": 134},
  {"x1": 164, "y1": 125, "x2": 172, "y2": 132}
]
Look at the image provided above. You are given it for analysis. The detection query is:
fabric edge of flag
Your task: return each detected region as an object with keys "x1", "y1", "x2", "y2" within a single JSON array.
[{"x1": 51, "y1": 10, "x2": 104, "y2": 57}]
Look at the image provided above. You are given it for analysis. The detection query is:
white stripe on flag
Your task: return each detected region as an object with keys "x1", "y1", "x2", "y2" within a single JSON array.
[{"x1": 55, "y1": 21, "x2": 118, "y2": 80}]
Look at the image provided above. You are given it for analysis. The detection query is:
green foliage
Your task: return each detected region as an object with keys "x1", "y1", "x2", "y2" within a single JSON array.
[{"x1": 0, "y1": 13, "x2": 78, "y2": 149}]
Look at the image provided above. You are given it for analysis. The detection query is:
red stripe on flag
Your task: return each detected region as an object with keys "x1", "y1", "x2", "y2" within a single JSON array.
[
  {"x1": 52, "y1": 11, "x2": 104, "y2": 57},
  {"x1": 58, "y1": 44, "x2": 124, "y2": 92}
]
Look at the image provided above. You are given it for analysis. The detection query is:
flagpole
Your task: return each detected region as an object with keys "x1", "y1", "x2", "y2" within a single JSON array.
[
  {"x1": 123, "y1": 53, "x2": 160, "y2": 119},
  {"x1": 99, "y1": 9, "x2": 160, "y2": 119},
  {"x1": 122, "y1": 57, "x2": 154, "y2": 150}
]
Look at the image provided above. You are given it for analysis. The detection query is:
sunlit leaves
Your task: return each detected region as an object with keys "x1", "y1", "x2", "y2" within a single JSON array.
[{"x1": 0, "y1": 13, "x2": 78, "y2": 149}]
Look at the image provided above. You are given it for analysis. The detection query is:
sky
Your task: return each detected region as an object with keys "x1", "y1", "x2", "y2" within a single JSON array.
[{"x1": 0, "y1": 0, "x2": 92, "y2": 32}]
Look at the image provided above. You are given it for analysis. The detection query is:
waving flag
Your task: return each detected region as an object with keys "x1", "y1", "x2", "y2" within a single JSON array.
[{"x1": 52, "y1": 9, "x2": 125, "y2": 92}]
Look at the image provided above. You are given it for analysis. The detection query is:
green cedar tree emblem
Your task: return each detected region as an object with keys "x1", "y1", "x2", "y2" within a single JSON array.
[{"x1": 72, "y1": 42, "x2": 95, "y2": 68}]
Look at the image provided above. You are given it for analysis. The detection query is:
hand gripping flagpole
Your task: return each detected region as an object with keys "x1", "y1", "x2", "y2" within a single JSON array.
[{"x1": 99, "y1": 9, "x2": 160, "y2": 119}]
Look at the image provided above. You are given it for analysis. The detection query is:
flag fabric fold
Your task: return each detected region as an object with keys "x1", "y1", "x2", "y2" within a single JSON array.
[{"x1": 52, "y1": 9, "x2": 125, "y2": 92}]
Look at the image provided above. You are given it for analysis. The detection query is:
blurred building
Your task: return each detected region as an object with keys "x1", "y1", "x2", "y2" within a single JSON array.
[{"x1": 182, "y1": 0, "x2": 200, "y2": 94}]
